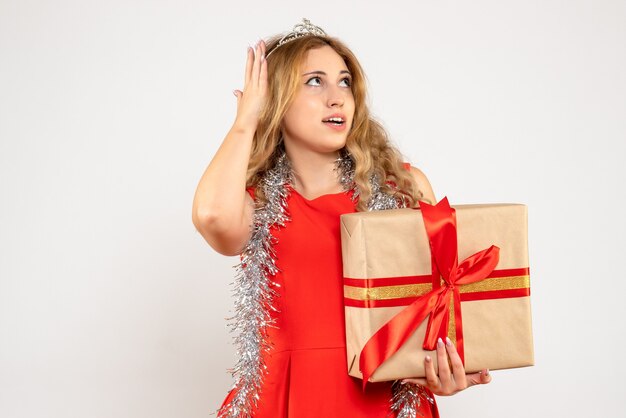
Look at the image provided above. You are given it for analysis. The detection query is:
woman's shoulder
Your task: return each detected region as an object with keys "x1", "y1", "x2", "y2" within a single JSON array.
[{"x1": 400, "y1": 162, "x2": 437, "y2": 204}]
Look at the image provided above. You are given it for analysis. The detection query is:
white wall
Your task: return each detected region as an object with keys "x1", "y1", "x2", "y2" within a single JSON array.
[{"x1": 1, "y1": 0, "x2": 624, "y2": 416}]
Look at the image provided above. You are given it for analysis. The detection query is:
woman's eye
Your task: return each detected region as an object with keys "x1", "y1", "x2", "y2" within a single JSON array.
[
  {"x1": 306, "y1": 77, "x2": 322, "y2": 86},
  {"x1": 305, "y1": 76, "x2": 352, "y2": 87}
]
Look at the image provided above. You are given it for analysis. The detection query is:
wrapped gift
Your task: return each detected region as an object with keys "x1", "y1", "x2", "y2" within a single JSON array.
[{"x1": 340, "y1": 197, "x2": 533, "y2": 387}]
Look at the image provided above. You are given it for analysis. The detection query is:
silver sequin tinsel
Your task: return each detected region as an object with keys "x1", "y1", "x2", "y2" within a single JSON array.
[
  {"x1": 388, "y1": 380, "x2": 435, "y2": 418},
  {"x1": 216, "y1": 149, "x2": 431, "y2": 418},
  {"x1": 216, "y1": 151, "x2": 293, "y2": 418}
]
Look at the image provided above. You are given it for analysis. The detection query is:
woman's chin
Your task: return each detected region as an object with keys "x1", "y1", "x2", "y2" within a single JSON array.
[
  {"x1": 320, "y1": 134, "x2": 348, "y2": 150},
  {"x1": 283, "y1": 132, "x2": 347, "y2": 155},
  {"x1": 318, "y1": 141, "x2": 347, "y2": 153}
]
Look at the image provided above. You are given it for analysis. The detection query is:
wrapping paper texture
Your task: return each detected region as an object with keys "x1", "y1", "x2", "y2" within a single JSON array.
[{"x1": 340, "y1": 204, "x2": 534, "y2": 381}]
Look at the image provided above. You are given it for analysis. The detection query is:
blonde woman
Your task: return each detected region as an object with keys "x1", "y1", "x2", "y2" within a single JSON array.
[{"x1": 192, "y1": 19, "x2": 491, "y2": 418}]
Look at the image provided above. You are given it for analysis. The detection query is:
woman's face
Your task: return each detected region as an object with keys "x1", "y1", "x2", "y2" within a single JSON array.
[{"x1": 281, "y1": 45, "x2": 355, "y2": 156}]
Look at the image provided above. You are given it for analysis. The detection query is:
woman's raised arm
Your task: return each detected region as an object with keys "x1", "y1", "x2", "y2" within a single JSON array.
[{"x1": 191, "y1": 40, "x2": 268, "y2": 256}]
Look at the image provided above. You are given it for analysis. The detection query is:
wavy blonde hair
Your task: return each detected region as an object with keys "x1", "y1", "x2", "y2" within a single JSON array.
[{"x1": 247, "y1": 34, "x2": 426, "y2": 211}]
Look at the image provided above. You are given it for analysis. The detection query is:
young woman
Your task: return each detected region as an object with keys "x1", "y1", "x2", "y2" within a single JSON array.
[{"x1": 192, "y1": 18, "x2": 491, "y2": 418}]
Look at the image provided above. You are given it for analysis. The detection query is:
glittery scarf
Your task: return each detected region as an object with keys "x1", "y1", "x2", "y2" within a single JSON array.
[{"x1": 216, "y1": 148, "x2": 433, "y2": 418}]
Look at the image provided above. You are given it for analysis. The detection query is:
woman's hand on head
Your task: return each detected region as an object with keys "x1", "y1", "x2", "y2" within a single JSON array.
[
  {"x1": 401, "y1": 337, "x2": 492, "y2": 396},
  {"x1": 232, "y1": 40, "x2": 268, "y2": 132}
]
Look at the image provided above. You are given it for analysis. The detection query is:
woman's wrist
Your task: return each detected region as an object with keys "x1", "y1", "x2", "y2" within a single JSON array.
[{"x1": 231, "y1": 118, "x2": 258, "y2": 136}]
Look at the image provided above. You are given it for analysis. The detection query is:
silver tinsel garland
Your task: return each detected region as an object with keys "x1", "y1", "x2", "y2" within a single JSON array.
[
  {"x1": 389, "y1": 381, "x2": 435, "y2": 418},
  {"x1": 216, "y1": 148, "x2": 433, "y2": 418}
]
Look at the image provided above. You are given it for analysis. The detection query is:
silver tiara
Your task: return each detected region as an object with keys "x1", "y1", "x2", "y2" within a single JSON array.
[{"x1": 265, "y1": 18, "x2": 328, "y2": 59}]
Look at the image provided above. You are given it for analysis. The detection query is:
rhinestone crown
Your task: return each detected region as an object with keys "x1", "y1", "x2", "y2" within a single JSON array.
[{"x1": 265, "y1": 18, "x2": 328, "y2": 59}]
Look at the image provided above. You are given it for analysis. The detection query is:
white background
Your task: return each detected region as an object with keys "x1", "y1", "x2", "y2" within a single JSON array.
[{"x1": 1, "y1": 0, "x2": 625, "y2": 417}]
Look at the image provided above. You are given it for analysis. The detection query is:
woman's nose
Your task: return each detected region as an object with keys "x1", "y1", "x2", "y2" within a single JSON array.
[{"x1": 327, "y1": 86, "x2": 345, "y2": 107}]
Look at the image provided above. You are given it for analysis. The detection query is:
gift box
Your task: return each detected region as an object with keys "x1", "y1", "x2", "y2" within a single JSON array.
[{"x1": 340, "y1": 197, "x2": 534, "y2": 386}]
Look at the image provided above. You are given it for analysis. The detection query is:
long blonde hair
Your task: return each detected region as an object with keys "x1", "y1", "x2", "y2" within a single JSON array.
[{"x1": 247, "y1": 34, "x2": 426, "y2": 211}]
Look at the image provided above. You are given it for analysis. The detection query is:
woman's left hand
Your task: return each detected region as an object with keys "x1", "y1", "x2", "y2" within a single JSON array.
[{"x1": 401, "y1": 337, "x2": 492, "y2": 396}]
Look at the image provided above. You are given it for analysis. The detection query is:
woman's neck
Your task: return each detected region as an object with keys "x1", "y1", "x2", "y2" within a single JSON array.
[{"x1": 285, "y1": 148, "x2": 344, "y2": 197}]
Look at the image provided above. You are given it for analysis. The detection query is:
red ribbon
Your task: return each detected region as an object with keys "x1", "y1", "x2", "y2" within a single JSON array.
[{"x1": 358, "y1": 197, "x2": 500, "y2": 390}]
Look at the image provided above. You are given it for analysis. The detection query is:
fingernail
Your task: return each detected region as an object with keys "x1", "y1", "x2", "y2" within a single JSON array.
[
  {"x1": 445, "y1": 336, "x2": 452, "y2": 346},
  {"x1": 425, "y1": 355, "x2": 431, "y2": 362},
  {"x1": 485, "y1": 368, "x2": 490, "y2": 376},
  {"x1": 232, "y1": 90, "x2": 237, "y2": 97},
  {"x1": 400, "y1": 380, "x2": 406, "y2": 385},
  {"x1": 261, "y1": 53, "x2": 265, "y2": 62},
  {"x1": 437, "y1": 337, "x2": 443, "y2": 348}
]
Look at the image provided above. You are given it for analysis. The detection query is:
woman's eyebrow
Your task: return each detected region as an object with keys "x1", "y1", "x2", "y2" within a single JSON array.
[{"x1": 302, "y1": 70, "x2": 352, "y2": 77}]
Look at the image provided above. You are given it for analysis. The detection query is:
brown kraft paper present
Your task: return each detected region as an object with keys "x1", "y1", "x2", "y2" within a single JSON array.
[{"x1": 340, "y1": 197, "x2": 534, "y2": 384}]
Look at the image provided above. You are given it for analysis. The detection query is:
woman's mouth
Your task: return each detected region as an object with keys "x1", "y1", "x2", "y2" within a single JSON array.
[{"x1": 322, "y1": 117, "x2": 346, "y2": 131}]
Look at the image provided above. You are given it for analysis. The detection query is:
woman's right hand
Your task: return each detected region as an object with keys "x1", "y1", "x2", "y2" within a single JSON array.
[{"x1": 232, "y1": 40, "x2": 268, "y2": 131}]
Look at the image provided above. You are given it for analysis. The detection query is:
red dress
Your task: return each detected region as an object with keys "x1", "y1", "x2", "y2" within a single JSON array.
[{"x1": 220, "y1": 163, "x2": 439, "y2": 417}]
